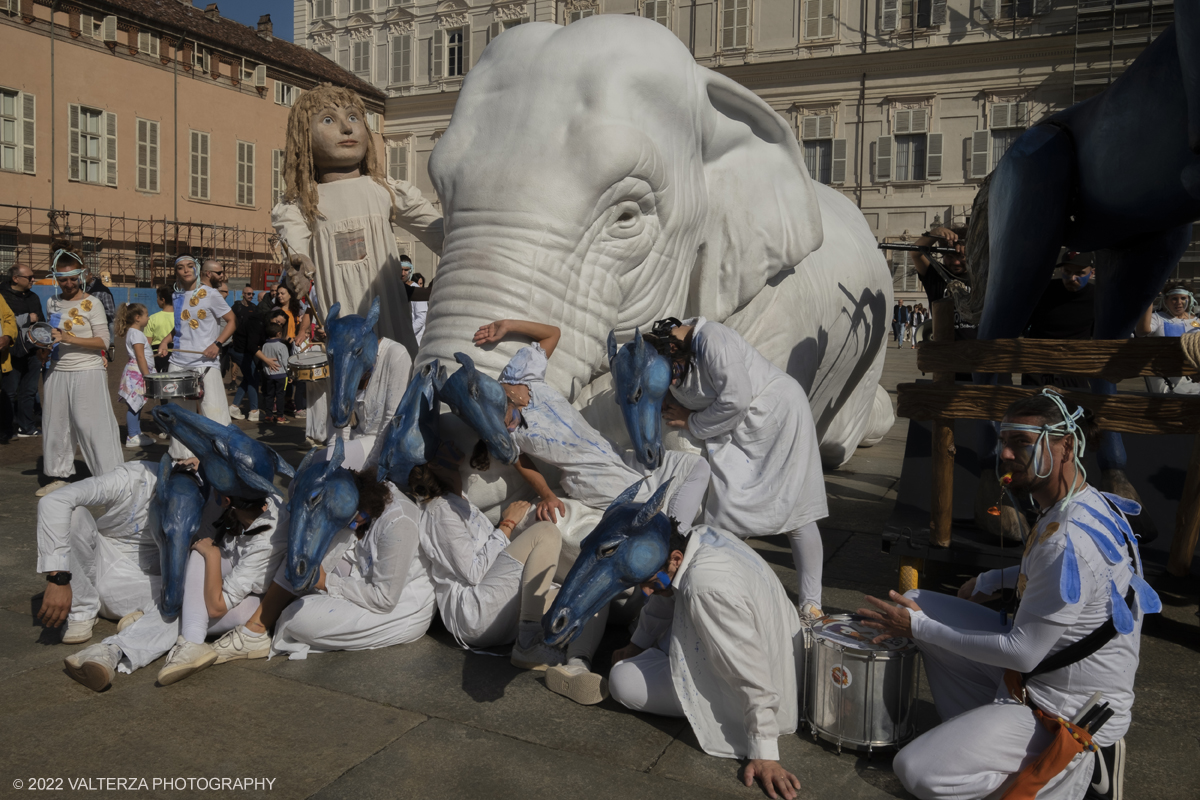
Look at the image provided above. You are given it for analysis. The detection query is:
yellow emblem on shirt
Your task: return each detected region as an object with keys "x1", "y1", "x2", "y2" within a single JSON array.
[
  {"x1": 196, "y1": 288, "x2": 207, "y2": 299},
  {"x1": 188, "y1": 318, "x2": 199, "y2": 330},
  {"x1": 68, "y1": 307, "x2": 82, "y2": 319},
  {"x1": 61, "y1": 320, "x2": 73, "y2": 332},
  {"x1": 197, "y1": 308, "x2": 207, "y2": 320},
  {"x1": 189, "y1": 295, "x2": 199, "y2": 307},
  {"x1": 80, "y1": 299, "x2": 93, "y2": 312},
  {"x1": 1039, "y1": 522, "x2": 1059, "y2": 544},
  {"x1": 181, "y1": 309, "x2": 190, "y2": 321}
]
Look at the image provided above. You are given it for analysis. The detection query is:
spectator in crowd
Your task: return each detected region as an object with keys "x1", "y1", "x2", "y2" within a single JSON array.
[
  {"x1": 239, "y1": 300, "x2": 284, "y2": 423},
  {"x1": 912, "y1": 226, "x2": 976, "y2": 339},
  {"x1": 114, "y1": 303, "x2": 154, "y2": 450},
  {"x1": 0, "y1": 292, "x2": 16, "y2": 444},
  {"x1": 411, "y1": 272, "x2": 429, "y2": 346},
  {"x1": 85, "y1": 271, "x2": 116, "y2": 359},
  {"x1": 228, "y1": 285, "x2": 261, "y2": 421},
  {"x1": 239, "y1": 286, "x2": 257, "y2": 308},
  {"x1": 1022, "y1": 251, "x2": 1097, "y2": 389},
  {"x1": 273, "y1": 284, "x2": 309, "y2": 418},
  {"x1": 216, "y1": 282, "x2": 233, "y2": 382},
  {"x1": 892, "y1": 300, "x2": 908, "y2": 348},
  {"x1": 1136, "y1": 280, "x2": 1200, "y2": 394},
  {"x1": 202, "y1": 259, "x2": 226, "y2": 289},
  {"x1": 146, "y1": 287, "x2": 175, "y2": 376},
  {"x1": 260, "y1": 323, "x2": 290, "y2": 424},
  {"x1": 1, "y1": 258, "x2": 46, "y2": 439}
]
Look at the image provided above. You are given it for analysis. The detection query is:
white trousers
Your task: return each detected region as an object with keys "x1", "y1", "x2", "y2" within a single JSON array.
[
  {"x1": 610, "y1": 643, "x2": 686, "y2": 718},
  {"x1": 65, "y1": 506, "x2": 159, "y2": 624},
  {"x1": 893, "y1": 590, "x2": 1092, "y2": 800},
  {"x1": 167, "y1": 365, "x2": 231, "y2": 459},
  {"x1": 272, "y1": 590, "x2": 436, "y2": 661},
  {"x1": 43, "y1": 368, "x2": 123, "y2": 480},
  {"x1": 643, "y1": 451, "x2": 710, "y2": 528},
  {"x1": 305, "y1": 378, "x2": 330, "y2": 443},
  {"x1": 786, "y1": 522, "x2": 824, "y2": 608},
  {"x1": 104, "y1": 550, "x2": 260, "y2": 673}
]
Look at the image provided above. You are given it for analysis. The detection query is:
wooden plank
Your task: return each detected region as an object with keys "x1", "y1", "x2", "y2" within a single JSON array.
[
  {"x1": 916, "y1": 338, "x2": 1199, "y2": 381},
  {"x1": 1168, "y1": 434, "x2": 1200, "y2": 577},
  {"x1": 930, "y1": 298, "x2": 956, "y2": 549},
  {"x1": 896, "y1": 383, "x2": 1200, "y2": 434}
]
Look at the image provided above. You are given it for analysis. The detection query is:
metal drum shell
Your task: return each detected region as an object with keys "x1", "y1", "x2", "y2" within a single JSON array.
[
  {"x1": 145, "y1": 371, "x2": 202, "y2": 399},
  {"x1": 287, "y1": 351, "x2": 330, "y2": 382},
  {"x1": 804, "y1": 616, "x2": 919, "y2": 753}
]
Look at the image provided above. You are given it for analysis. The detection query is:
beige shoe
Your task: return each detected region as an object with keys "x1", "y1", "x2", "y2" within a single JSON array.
[
  {"x1": 61, "y1": 616, "x2": 96, "y2": 644},
  {"x1": 545, "y1": 664, "x2": 609, "y2": 705},
  {"x1": 157, "y1": 635, "x2": 217, "y2": 686},
  {"x1": 211, "y1": 626, "x2": 271, "y2": 664},
  {"x1": 799, "y1": 603, "x2": 825, "y2": 625},
  {"x1": 36, "y1": 480, "x2": 70, "y2": 497},
  {"x1": 116, "y1": 610, "x2": 144, "y2": 633},
  {"x1": 64, "y1": 643, "x2": 120, "y2": 692}
]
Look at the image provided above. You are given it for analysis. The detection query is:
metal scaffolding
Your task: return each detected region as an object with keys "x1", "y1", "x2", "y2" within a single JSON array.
[{"x1": 0, "y1": 203, "x2": 284, "y2": 287}]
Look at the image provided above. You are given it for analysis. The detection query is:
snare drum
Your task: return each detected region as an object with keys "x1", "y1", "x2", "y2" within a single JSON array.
[
  {"x1": 288, "y1": 350, "x2": 330, "y2": 382},
  {"x1": 805, "y1": 614, "x2": 919, "y2": 753},
  {"x1": 145, "y1": 370, "x2": 203, "y2": 399},
  {"x1": 26, "y1": 322, "x2": 53, "y2": 349}
]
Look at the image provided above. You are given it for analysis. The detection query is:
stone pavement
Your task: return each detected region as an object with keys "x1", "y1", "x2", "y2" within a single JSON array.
[{"x1": 1, "y1": 345, "x2": 1197, "y2": 799}]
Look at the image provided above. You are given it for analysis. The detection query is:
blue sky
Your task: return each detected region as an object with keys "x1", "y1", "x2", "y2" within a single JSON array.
[{"x1": 205, "y1": 1, "x2": 295, "y2": 43}]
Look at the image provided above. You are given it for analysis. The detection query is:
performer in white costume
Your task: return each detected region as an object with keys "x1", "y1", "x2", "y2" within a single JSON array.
[
  {"x1": 860, "y1": 391, "x2": 1153, "y2": 800},
  {"x1": 270, "y1": 84, "x2": 443, "y2": 357},
  {"x1": 35, "y1": 461, "x2": 162, "y2": 646},
  {"x1": 159, "y1": 255, "x2": 235, "y2": 460},
  {"x1": 38, "y1": 248, "x2": 123, "y2": 497},
  {"x1": 472, "y1": 318, "x2": 710, "y2": 527},
  {"x1": 608, "y1": 524, "x2": 804, "y2": 800},
  {"x1": 63, "y1": 485, "x2": 288, "y2": 691},
  {"x1": 650, "y1": 317, "x2": 828, "y2": 617}
]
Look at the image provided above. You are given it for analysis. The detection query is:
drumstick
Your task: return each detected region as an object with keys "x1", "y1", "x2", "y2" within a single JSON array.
[
  {"x1": 1071, "y1": 691, "x2": 1104, "y2": 725},
  {"x1": 163, "y1": 348, "x2": 213, "y2": 355}
]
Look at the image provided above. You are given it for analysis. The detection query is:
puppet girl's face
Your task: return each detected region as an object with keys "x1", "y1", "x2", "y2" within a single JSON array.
[{"x1": 310, "y1": 104, "x2": 367, "y2": 173}]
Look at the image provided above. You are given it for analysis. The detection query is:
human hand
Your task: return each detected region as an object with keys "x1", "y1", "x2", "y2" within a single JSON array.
[
  {"x1": 175, "y1": 457, "x2": 200, "y2": 470},
  {"x1": 957, "y1": 575, "x2": 999, "y2": 604},
  {"x1": 191, "y1": 536, "x2": 217, "y2": 556},
  {"x1": 203, "y1": 343, "x2": 220, "y2": 360},
  {"x1": 50, "y1": 328, "x2": 63, "y2": 344},
  {"x1": 920, "y1": 226, "x2": 957, "y2": 246},
  {"x1": 611, "y1": 642, "x2": 645, "y2": 667},
  {"x1": 743, "y1": 760, "x2": 801, "y2": 800},
  {"x1": 662, "y1": 399, "x2": 691, "y2": 430},
  {"x1": 537, "y1": 495, "x2": 565, "y2": 523},
  {"x1": 37, "y1": 581, "x2": 73, "y2": 628},
  {"x1": 157, "y1": 341, "x2": 169, "y2": 358},
  {"x1": 472, "y1": 320, "x2": 511, "y2": 347},
  {"x1": 265, "y1": 358, "x2": 281, "y2": 371},
  {"x1": 0, "y1": 335, "x2": 11, "y2": 352},
  {"x1": 502, "y1": 500, "x2": 532, "y2": 526},
  {"x1": 857, "y1": 590, "x2": 921, "y2": 643}
]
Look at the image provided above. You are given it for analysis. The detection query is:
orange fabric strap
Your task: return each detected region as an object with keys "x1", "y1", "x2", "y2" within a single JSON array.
[{"x1": 1001, "y1": 670, "x2": 1095, "y2": 800}]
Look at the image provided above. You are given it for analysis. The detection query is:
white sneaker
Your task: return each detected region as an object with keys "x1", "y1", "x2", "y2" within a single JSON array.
[
  {"x1": 295, "y1": 409, "x2": 307, "y2": 419},
  {"x1": 125, "y1": 435, "x2": 145, "y2": 449},
  {"x1": 511, "y1": 621, "x2": 567, "y2": 671},
  {"x1": 137, "y1": 434, "x2": 156, "y2": 447},
  {"x1": 36, "y1": 479, "x2": 70, "y2": 497},
  {"x1": 157, "y1": 635, "x2": 217, "y2": 686},
  {"x1": 247, "y1": 410, "x2": 261, "y2": 422},
  {"x1": 211, "y1": 625, "x2": 271, "y2": 664},
  {"x1": 116, "y1": 610, "x2": 143, "y2": 633},
  {"x1": 61, "y1": 616, "x2": 96, "y2": 644},
  {"x1": 799, "y1": 602, "x2": 825, "y2": 624},
  {"x1": 545, "y1": 663, "x2": 609, "y2": 705},
  {"x1": 64, "y1": 642, "x2": 121, "y2": 692},
  {"x1": 228, "y1": 404, "x2": 245, "y2": 420},
  {"x1": 304, "y1": 437, "x2": 326, "y2": 448}
]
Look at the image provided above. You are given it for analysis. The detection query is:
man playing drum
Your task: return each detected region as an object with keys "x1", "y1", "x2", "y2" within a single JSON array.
[
  {"x1": 860, "y1": 390, "x2": 1153, "y2": 800},
  {"x1": 157, "y1": 256, "x2": 236, "y2": 460}
]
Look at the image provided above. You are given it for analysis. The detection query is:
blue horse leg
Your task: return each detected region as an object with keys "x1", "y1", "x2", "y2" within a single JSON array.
[{"x1": 979, "y1": 124, "x2": 1076, "y2": 341}]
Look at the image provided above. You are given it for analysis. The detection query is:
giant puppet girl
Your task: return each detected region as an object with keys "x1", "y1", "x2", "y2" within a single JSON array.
[{"x1": 271, "y1": 83, "x2": 443, "y2": 357}]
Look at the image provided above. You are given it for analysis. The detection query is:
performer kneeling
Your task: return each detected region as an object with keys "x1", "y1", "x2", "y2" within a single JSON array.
[{"x1": 860, "y1": 390, "x2": 1155, "y2": 800}]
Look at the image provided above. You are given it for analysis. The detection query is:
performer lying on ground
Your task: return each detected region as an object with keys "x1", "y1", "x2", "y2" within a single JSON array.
[
  {"x1": 646, "y1": 316, "x2": 827, "y2": 619},
  {"x1": 471, "y1": 318, "x2": 710, "y2": 528},
  {"x1": 859, "y1": 389, "x2": 1155, "y2": 800}
]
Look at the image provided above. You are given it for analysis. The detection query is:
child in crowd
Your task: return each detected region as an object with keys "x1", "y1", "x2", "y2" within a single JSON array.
[
  {"x1": 260, "y1": 323, "x2": 290, "y2": 424},
  {"x1": 116, "y1": 303, "x2": 154, "y2": 449},
  {"x1": 145, "y1": 287, "x2": 175, "y2": 375}
]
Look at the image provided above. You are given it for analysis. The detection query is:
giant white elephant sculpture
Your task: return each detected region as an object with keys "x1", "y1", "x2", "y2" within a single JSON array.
[{"x1": 416, "y1": 16, "x2": 894, "y2": 534}]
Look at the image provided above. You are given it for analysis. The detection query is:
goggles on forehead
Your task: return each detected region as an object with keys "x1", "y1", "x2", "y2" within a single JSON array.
[
  {"x1": 51, "y1": 249, "x2": 86, "y2": 279},
  {"x1": 997, "y1": 389, "x2": 1088, "y2": 509}
]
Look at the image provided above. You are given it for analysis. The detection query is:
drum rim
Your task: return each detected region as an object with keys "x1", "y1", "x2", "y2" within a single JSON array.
[{"x1": 812, "y1": 615, "x2": 914, "y2": 653}]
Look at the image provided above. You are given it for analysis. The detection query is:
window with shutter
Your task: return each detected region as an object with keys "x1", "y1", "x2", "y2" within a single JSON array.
[
  {"x1": 879, "y1": 0, "x2": 898, "y2": 32},
  {"x1": 72, "y1": 106, "x2": 105, "y2": 185},
  {"x1": 804, "y1": 0, "x2": 836, "y2": 39},
  {"x1": 68, "y1": 104, "x2": 80, "y2": 181},
  {"x1": 644, "y1": 0, "x2": 669, "y2": 28},
  {"x1": 352, "y1": 0, "x2": 372, "y2": 11},
  {"x1": 875, "y1": 135, "x2": 893, "y2": 182},
  {"x1": 502, "y1": 18, "x2": 528, "y2": 30},
  {"x1": 987, "y1": 101, "x2": 1027, "y2": 173},
  {"x1": 272, "y1": 149, "x2": 284, "y2": 206},
  {"x1": 388, "y1": 142, "x2": 409, "y2": 182},
  {"x1": 831, "y1": 138, "x2": 847, "y2": 184},
  {"x1": 314, "y1": 0, "x2": 334, "y2": 19},
  {"x1": 237, "y1": 141, "x2": 255, "y2": 207},
  {"x1": 432, "y1": 29, "x2": 444, "y2": 78},
  {"x1": 887, "y1": 0, "x2": 931, "y2": 32},
  {"x1": 446, "y1": 27, "x2": 466, "y2": 78},
  {"x1": 930, "y1": 0, "x2": 946, "y2": 25},
  {"x1": 352, "y1": 40, "x2": 372, "y2": 77},
  {"x1": 720, "y1": 0, "x2": 749, "y2": 49},
  {"x1": 996, "y1": 0, "x2": 1033, "y2": 19},
  {"x1": 136, "y1": 118, "x2": 159, "y2": 193},
  {"x1": 104, "y1": 112, "x2": 117, "y2": 187},
  {"x1": 0, "y1": 90, "x2": 18, "y2": 173},
  {"x1": 926, "y1": 132, "x2": 943, "y2": 180},
  {"x1": 190, "y1": 130, "x2": 210, "y2": 200},
  {"x1": 894, "y1": 134, "x2": 926, "y2": 182},
  {"x1": 138, "y1": 31, "x2": 160, "y2": 57},
  {"x1": 275, "y1": 82, "x2": 298, "y2": 107},
  {"x1": 569, "y1": 9, "x2": 595, "y2": 22},
  {"x1": 20, "y1": 92, "x2": 34, "y2": 175},
  {"x1": 969, "y1": 129, "x2": 990, "y2": 179},
  {"x1": 392, "y1": 34, "x2": 412, "y2": 84}
]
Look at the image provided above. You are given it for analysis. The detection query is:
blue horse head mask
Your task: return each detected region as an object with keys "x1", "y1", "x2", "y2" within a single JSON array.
[
  {"x1": 325, "y1": 298, "x2": 381, "y2": 429},
  {"x1": 608, "y1": 328, "x2": 672, "y2": 470},
  {"x1": 153, "y1": 455, "x2": 211, "y2": 618},
  {"x1": 377, "y1": 360, "x2": 443, "y2": 489},
  {"x1": 435, "y1": 352, "x2": 520, "y2": 465},
  {"x1": 150, "y1": 404, "x2": 292, "y2": 498},
  {"x1": 285, "y1": 438, "x2": 360, "y2": 592},
  {"x1": 543, "y1": 479, "x2": 673, "y2": 647}
]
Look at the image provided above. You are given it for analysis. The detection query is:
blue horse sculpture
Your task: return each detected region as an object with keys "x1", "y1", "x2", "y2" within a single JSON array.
[
  {"x1": 285, "y1": 438, "x2": 360, "y2": 592},
  {"x1": 543, "y1": 479, "x2": 673, "y2": 647},
  {"x1": 971, "y1": 15, "x2": 1200, "y2": 532},
  {"x1": 435, "y1": 351, "x2": 520, "y2": 466},
  {"x1": 607, "y1": 329, "x2": 672, "y2": 470},
  {"x1": 151, "y1": 405, "x2": 293, "y2": 499},
  {"x1": 377, "y1": 360, "x2": 442, "y2": 488},
  {"x1": 153, "y1": 455, "x2": 211, "y2": 618},
  {"x1": 325, "y1": 298, "x2": 381, "y2": 429}
]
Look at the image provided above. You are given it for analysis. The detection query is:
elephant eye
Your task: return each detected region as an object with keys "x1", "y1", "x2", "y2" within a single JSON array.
[{"x1": 598, "y1": 543, "x2": 619, "y2": 559}]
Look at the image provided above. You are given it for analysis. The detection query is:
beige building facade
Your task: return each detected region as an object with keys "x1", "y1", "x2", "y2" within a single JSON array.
[
  {"x1": 293, "y1": 0, "x2": 1182, "y2": 296},
  {"x1": 0, "y1": 0, "x2": 386, "y2": 286}
]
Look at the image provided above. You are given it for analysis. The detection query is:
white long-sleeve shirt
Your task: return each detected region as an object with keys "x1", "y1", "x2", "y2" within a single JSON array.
[
  {"x1": 37, "y1": 461, "x2": 159, "y2": 573},
  {"x1": 216, "y1": 495, "x2": 288, "y2": 611},
  {"x1": 631, "y1": 526, "x2": 802, "y2": 761},
  {"x1": 323, "y1": 485, "x2": 434, "y2": 615}
]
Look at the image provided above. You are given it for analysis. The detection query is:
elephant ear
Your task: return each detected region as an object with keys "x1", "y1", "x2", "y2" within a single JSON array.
[{"x1": 693, "y1": 69, "x2": 823, "y2": 321}]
